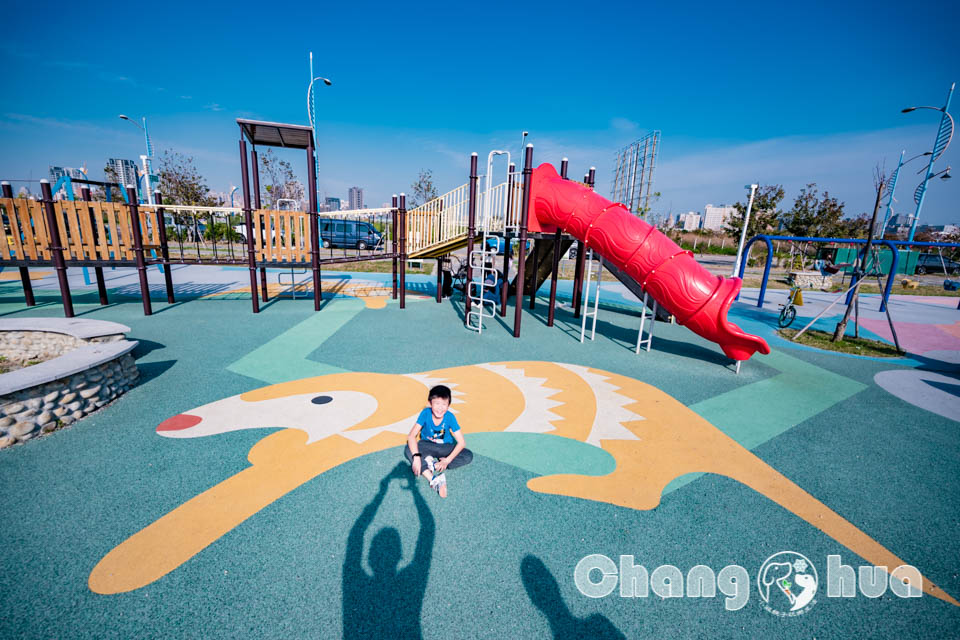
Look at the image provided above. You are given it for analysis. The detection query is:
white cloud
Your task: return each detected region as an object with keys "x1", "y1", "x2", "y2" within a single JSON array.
[
  {"x1": 611, "y1": 117, "x2": 638, "y2": 132},
  {"x1": 647, "y1": 126, "x2": 957, "y2": 223},
  {"x1": 203, "y1": 103, "x2": 224, "y2": 112}
]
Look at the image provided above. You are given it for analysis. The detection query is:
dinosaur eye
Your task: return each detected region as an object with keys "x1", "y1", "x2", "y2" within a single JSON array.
[{"x1": 311, "y1": 395, "x2": 333, "y2": 405}]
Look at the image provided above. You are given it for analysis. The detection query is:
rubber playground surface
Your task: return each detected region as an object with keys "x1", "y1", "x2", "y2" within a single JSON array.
[{"x1": 1, "y1": 265, "x2": 958, "y2": 638}]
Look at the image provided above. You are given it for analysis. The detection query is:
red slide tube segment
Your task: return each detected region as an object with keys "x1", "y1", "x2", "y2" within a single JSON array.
[{"x1": 527, "y1": 163, "x2": 769, "y2": 361}]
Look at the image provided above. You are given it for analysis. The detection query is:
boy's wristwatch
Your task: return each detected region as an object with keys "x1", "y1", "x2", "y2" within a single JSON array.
[{"x1": 412, "y1": 453, "x2": 421, "y2": 458}]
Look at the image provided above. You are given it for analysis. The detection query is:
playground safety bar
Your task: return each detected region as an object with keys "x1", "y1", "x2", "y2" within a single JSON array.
[{"x1": 737, "y1": 235, "x2": 960, "y2": 313}]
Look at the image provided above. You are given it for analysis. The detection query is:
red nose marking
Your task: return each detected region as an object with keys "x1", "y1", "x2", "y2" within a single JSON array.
[{"x1": 157, "y1": 413, "x2": 202, "y2": 432}]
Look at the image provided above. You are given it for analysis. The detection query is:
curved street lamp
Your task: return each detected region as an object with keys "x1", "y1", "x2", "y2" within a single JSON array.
[
  {"x1": 307, "y1": 52, "x2": 332, "y2": 212},
  {"x1": 118, "y1": 114, "x2": 155, "y2": 204},
  {"x1": 901, "y1": 83, "x2": 954, "y2": 241},
  {"x1": 877, "y1": 151, "x2": 932, "y2": 238}
]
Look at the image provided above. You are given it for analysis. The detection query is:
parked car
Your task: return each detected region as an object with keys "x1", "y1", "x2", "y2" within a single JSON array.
[
  {"x1": 916, "y1": 253, "x2": 960, "y2": 275},
  {"x1": 319, "y1": 218, "x2": 382, "y2": 250}
]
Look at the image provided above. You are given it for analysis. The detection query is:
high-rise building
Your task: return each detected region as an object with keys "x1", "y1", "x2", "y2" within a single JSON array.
[
  {"x1": 106, "y1": 158, "x2": 139, "y2": 190},
  {"x1": 348, "y1": 187, "x2": 363, "y2": 210},
  {"x1": 676, "y1": 212, "x2": 701, "y2": 231},
  {"x1": 701, "y1": 204, "x2": 736, "y2": 231},
  {"x1": 48, "y1": 166, "x2": 86, "y2": 199},
  {"x1": 324, "y1": 197, "x2": 341, "y2": 212}
]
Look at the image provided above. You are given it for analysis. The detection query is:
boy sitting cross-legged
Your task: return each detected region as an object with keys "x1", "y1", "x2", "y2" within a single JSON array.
[{"x1": 405, "y1": 385, "x2": 473, "y2": 498}]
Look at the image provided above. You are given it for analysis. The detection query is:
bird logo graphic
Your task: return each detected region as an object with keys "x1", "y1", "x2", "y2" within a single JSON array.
[{"x1": 88, "y1": 361, "x2": 958, "y2": 609}]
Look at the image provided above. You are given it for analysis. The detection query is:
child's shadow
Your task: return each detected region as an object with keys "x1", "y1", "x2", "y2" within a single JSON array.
[
  {"x1": 342, "y1": 463, "x2": 434, "y2": 640},
  {"x1": 522, "y1": 555, "x2": 625, "y2": 639}
]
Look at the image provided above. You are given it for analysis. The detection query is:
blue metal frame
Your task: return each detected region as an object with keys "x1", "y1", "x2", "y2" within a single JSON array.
[{"x1": 736, "y1": 235, "x2": 960, "y2": 312}]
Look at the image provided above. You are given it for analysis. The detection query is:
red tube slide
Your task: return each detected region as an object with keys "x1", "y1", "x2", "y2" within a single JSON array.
[{"x1": 528, "y1": 163, "x2": 769, "y2": 361}]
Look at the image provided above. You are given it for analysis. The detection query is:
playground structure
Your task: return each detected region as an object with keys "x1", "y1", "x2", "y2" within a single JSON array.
[
  {"x1": 737, "y1": 235, "x2": 960, "y2": 312},
  {"x1": 2, "y1": 120, "x2": 774, "y2": 362}
]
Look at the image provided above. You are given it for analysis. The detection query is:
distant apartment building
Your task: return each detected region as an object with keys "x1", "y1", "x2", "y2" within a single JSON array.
[
  {"x1": 701, "y1": 204, "x2": 736, "y2": 231},
  {"x1": 106, "y1": 158, "x2": 139, "y2": 190},
  {"x1": 918, "y1": 224, "x2": 958, "y2": 238},
  {"x1": 324, "y1": 197, "x2": 342, "y2": 212},
  {"x1": 675, "y1": 211, "x2": 702, "y2": 231},
  {"x1": 48, "y1": 165, "x2": 86, "y2": 199},
  {"x1": 348, "y1": 187, "x2": 363, "y2": 210}
]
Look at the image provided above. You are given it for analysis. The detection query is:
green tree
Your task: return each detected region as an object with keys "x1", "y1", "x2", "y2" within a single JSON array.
[
  {"x1": 259, "y1": 149, "x2": 304, "y2": 209},
  {"x1": 832, "y1": 213, "x2": 872, "y2": 239},
  {"x1": 781, "y1": 183, "x2": 845, "y2": 238},
  {"x1": 780, "y1": 183, "x2": 845, "y2": 268},
  {"x1": 723, "y1": 185, "x2": 785, "y2": 240},
  {"x1": 157, "y1": 151, "x2": 217, "y2": 206},
  {"x1": 409, "y1": 169, "x2": 438, "y2": 208}
]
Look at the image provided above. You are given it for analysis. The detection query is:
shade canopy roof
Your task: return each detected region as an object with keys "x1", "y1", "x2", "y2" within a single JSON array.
[{"x1": 237, "y1": 119, "x2": 314, "y2": 149}]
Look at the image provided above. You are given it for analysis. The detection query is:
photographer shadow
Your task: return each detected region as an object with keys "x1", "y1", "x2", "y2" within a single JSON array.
[
  {"x1": 521, "y1": 555, "x2": 625, "y2": 639},
  {"x1": 342, "y1": 462, "x2": 435, "y2": 639}
]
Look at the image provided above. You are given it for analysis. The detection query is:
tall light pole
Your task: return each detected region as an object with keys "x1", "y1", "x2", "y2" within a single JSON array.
[
  {"x1": 307, "y1": 52, "x2": 332, "y2": 211},
  {"x1": 732, "y1": 184, "x2": 758, "y2": 277},
  {"x1": 118, "y1": 114, "x2": 155, "y2": 204},
  {"x1": 902, "y1": 82, "x2": 954, "y2": 241},
  {"x1": 876, "y1": 151, "x2": 932, "y2": 238}
]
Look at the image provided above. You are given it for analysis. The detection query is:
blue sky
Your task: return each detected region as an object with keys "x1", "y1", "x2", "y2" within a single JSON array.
[{"x1": 2, "y1": 0, "x2": 957, "y2": 223}]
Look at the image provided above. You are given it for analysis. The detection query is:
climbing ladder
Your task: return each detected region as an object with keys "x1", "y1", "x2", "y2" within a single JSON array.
[
  {"x1": 635, "y1": 289, "x2": 657, "y2": 353},
  {"x1": 580, "y1": 249, "x2": 603, "y2": 343},
  {"x1": 465, "y1": 151, "x2": 510, "y2": 333}
]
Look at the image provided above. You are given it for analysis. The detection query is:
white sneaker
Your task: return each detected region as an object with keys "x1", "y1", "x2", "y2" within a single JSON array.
[
  {"x1": 424, "y1": 456, "x2": 436, "y2": 474},
  {"x1": 430, "y1": 472, "x2": 446, "y2": 492}
]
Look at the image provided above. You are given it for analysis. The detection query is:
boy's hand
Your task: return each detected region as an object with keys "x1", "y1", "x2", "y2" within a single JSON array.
[
  {"x1": 412, "y1": 457, "x2": 421, "y2": 476},
  {"x1": 435, "y1": 457, "x2": 449, "y2": 473}
]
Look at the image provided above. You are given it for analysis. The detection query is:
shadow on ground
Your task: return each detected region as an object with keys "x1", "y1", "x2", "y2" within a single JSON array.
[
  {"x1": 342, "y1": 463, "x2": 434, "y2": 639},
  {"x1": 521, "y1": 555, "x2": 625, "y2": 639}
]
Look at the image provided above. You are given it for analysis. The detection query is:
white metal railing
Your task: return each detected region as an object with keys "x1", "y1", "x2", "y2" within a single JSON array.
[
  {"x1": 322, "y1": 207, "x2": 393, "y2": 218},
  {"x1": 405, "y1": 177, "x2": 524, "y2": 255},
  {"x1": 406, "y1": 183, "x2": 470, "y2": 254}
]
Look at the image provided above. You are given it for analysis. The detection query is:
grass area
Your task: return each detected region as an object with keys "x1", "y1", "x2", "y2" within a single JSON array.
[
  {"x1": 828, "y1": 281, "x2": 960, "y2": 298},
  {"x1": 778, "y1": 328, "x2": 904, "y2": 357},
  {"x1": 324, "y1": 260, "x2": 434, "y2": 275}
]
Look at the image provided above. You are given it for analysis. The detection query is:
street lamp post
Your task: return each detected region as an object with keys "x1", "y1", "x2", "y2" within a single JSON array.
[
  {"x1": 118, "y1": 114, "x2": 155, "y2": 204},
  {"x1": 902, "y1": 82, "x2": 954, "y2": 241},
  {"x1": 307, "y1": 52, "x2": 332, "y2": 211},
  {"x1": 732, "y1": 184, "x2": 758, "y2": 278}
]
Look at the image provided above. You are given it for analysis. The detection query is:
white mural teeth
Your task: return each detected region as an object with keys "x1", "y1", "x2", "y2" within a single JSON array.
[
  {"x1": 477, "y1": 363, "x2": 564, "y2": 434},
  {"x1": 554, "y1": 363, "x2": 642, "y2": 447}
]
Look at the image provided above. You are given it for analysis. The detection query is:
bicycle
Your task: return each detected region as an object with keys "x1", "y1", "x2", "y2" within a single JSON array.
[
  {"x1": 450, "y1": 255, "x2": 468, "y2": 298},
  {"x1": 778, "y1": 284, "x2": 802, "y2": 328}
]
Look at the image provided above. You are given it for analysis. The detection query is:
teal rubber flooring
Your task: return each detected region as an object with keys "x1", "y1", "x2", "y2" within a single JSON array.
[{"x1": 0, "y1": 279, "x2": 958, "y2": 639}]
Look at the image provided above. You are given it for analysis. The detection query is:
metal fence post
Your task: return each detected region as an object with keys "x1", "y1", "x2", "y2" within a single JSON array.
[
  {"x1": 1, "y1": 181, "x2": 35, "y2": 306},
  {"x1": 307, "y1": 142, "x2": 322, "y2": 310},
  {"x1": 39, "y1": 180, "x2": 73, "y2": 317},
  {"x1": 126, "y1": 185, "x2": 153, "y2": 316},
  {"x1": 399, "y1": 194, "x2": 407, "y2": 309},
  {"x1": 392, "y1": 194, "x2": 398, "y2": 300},
  {"x1": 79, "y1": 185, "x2": 109, "y2": 305},
  {"x1": 154, "y1": 191, "x2": 175, "y2": 303},
  {"x1": 465, "y1": 153, "x2": 478, "y2": 319},
  {"x1": 239, "y1": 138, "x2": 260, "y2": 313},
  {"x1": 514, "y1": 145, "x2": 533, "y2": 337}
]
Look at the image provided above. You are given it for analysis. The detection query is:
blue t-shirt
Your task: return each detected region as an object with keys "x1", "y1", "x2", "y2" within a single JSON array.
[{"x1": 416, "y1": 407, "x2": 460, "y2": 444}]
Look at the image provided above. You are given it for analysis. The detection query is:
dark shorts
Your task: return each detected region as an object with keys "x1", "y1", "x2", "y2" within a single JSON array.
[{"x1": 404, "y1": 440, "x2": 473, "y2": 470}]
